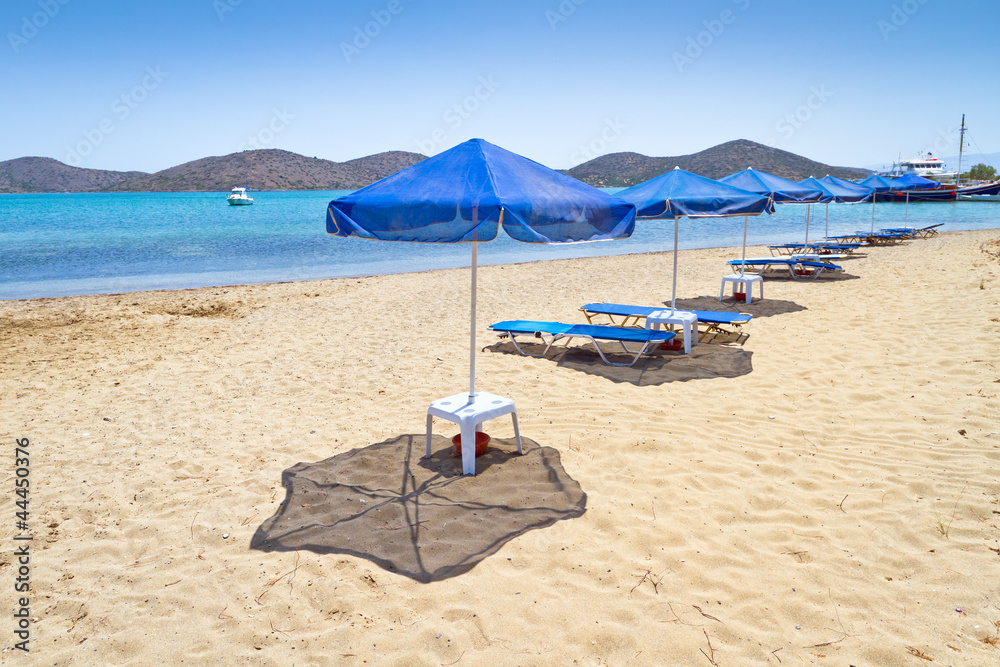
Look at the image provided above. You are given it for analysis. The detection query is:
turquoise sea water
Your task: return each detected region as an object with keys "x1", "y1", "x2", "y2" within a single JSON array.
[{"x1": 1, "y1": 189, "x2": 998, "y2": 300}]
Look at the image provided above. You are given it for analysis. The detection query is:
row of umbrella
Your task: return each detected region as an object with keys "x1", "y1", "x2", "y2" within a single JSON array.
[{"x1": 324, "y1": 139, "x2": 929, "y2": 455}]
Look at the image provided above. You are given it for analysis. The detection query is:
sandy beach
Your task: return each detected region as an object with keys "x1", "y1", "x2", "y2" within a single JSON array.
[{"x1": 2, "y1": 228, "x2": 999, "y2": 665}]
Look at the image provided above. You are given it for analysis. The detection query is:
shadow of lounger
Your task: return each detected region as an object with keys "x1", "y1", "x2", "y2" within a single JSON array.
[{"x1": 252, "y1": 434, "x2": 586, "y2": 583}]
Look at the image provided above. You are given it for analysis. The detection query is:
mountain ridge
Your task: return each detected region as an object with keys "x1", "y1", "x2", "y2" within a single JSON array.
[
  {"x1": 564, "y1": 140, "x2": 870, "y2": 187},
  {"x1": 1, "y1": 141, "x2": 872, "y2": 193}
]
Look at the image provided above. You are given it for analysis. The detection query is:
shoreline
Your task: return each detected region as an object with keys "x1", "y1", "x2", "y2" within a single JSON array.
[
  {"x1": 2, "y1": 229, "x2": 999, "y2": 664},
  {"x1": 5, "y1": 227, "x2": 1000, "y2": 303}
]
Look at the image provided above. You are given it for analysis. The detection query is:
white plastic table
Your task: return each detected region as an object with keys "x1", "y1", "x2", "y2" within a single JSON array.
[
  {"x1": 426, "y1": 391, "x2": 522, "y2": 475},
  {"x1": 719, "y1": 273, "x2": 763, "y2": 304},
  {"x1": 646, "y1": 309, "x2": 698, "y2": 354}
]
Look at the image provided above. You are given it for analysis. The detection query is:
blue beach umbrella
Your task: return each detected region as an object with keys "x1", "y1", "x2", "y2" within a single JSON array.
[
  {"x1": 721, "y1": 168, "x2": 830, "y2": 244},
  {"x1": 328, "y1": 138, "x2": 636, "y2": 402},
  {"x1": 803, "y1": 176, "x2": 873, "y2": 237},
  {"x1": 892, "y1": 173, "x2": 941, "y2": 220},
  {"x1": 859, "y1": 174, "x2": 917, "y2": 232},
  {"x1": 616, "y1": 167, "x2": 773, "y2": 307},
  {"x1": 894, "y1": 173, "x2": 941, "y2": 189}
]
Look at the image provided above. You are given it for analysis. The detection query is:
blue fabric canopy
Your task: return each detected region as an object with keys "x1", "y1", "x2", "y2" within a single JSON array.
[
  {"x1": 806, "y1": 176, "x2": 872, "y2": 203},
  {"x1": 616, "y1": 167, "x2": 774, "y2": 309},
  {"x1": 616, "y1": 167, "x2": 774, "y2": 219},
  {"x1": 720, "y1": 168, "x2": 830, "y2": 203},
  {"x1": 893, "y1": 173, "x2": 941, "y2": 189},
  {"x1": 327, "y1": 138, "x2": 636, "y2": 244},
  {"x1": 859, "y1": 174, "x2": 915, "y2": 192}
]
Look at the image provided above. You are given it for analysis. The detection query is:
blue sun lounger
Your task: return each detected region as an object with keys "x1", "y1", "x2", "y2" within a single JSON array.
[
  {"x1": 580, "y1": 303, "x2": 752, "y2": 335},
  {"x1": 769, "y1": 242, "x2": 862, "y2": 256},
  {"x1": 489, "y1": 320, "x2": 676, "y2": 367},
  {"x1": 726, "y1": 258, "x2": 843, "y2": 280},
  {"x1": 881, "y1": 224, "x2": 943, "y2": 238}
]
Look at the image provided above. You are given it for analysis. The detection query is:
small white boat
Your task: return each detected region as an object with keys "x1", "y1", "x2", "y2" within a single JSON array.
[{"x1": 226, "y1": 187, "x2": 253, "y2": 205}]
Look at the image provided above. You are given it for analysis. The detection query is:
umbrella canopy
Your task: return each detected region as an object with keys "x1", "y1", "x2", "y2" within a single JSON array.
[
  {"x1": 616, "y1": 167, "x2": 773, "y2": 308},
  {"x1": 893, "y1": 173, "x2": 941, "y2": 189},
  {"x1": 858, "y1": 174, "x2": 918, "y2": 232},
  {"x1": 329, "y1": 138, "x2": 635, "y2": 244},
  {"x1": 327, "y1": 138, "x2": 637, "y2": 401},
  {"x1": 809, "y1": 176, "x2": 873, "y2": 203},
  {"x1": 808, "y1": 176, "x2": 874, "y2": 237},
  {"x1": 859, "y1": 173, "x2": 915, "y2": 192},
  {"x1": 620, "y1": 166, "x2": 774, "y2": 219},
  {"x1": 719, "y1": 168, "x2": 830, "y2": 204}
]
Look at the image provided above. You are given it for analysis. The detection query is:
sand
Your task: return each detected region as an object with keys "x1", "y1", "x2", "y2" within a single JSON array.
[{"x1": 1, "y1": 229, "x2": 999, "y2": 665}]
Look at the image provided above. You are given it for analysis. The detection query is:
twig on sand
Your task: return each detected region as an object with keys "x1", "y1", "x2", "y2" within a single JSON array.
[
  {"x1": 837, "y1": 495, "x2": 848, "y2": 513},
  {"x1": 699, "y1": 629, "x2": 718, "y2": 665},
  {"x1": 164, "y1": 579, "x2": 182, "y2": 587},
  {"x1": 255, "y1": 560, "x2": 304, "y2": 604},
  {"x1": 190, "y1": 512, "x2": 199, "y2": 539},
  {"x1": 288, "y1": 549, "x2": 300, "y2": 594},
  {"x1": 629, "y1": 568, "x2": 665, "y2": 597},
  {"x1": 905, "y1": 646, "x2": 934, "y2": 661},
  {"x1": 441, "y1": 650, "x2": 467, "y2": 666},
  {"x1": 771, "y1": 647, "x2": 783, "y2": 663},
  {"x1": 218, "y1": 606, "x2": 233, "y2": 619},
  {"x1": 692, "y1": 605, "x2": 722, "y2": 624},
  {"x1": 268, "y1": 616, "x2": 292, "y2": 637},
  {"x1": 805, "y1": 636, "x2": 845, "y2": 648}
]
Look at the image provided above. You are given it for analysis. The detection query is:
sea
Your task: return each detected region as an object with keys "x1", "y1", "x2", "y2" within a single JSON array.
[{"x1": 1, "y1": 190, "x2": 998, "y2": 301}]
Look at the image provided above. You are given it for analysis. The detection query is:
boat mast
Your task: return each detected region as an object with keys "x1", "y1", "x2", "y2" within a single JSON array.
[{"x1": 956, "y1": 114, "x2": 966, "y2": 186}]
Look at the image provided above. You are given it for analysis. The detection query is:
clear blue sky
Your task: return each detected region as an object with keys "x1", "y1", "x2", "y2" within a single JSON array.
[{"x1": 2, "y1": 0, "x2": 998, "y2": 173}]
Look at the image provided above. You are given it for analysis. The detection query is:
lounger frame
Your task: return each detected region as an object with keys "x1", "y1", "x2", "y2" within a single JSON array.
[
  {"x1": 489, "y1": 321, "x2": 676, "y2": 367},
  {"x1": 579, "y1": 303, "x2": 751, "y2": 336},
  {"x1": 726, "y1": 258, "x2": 843, "y2": 281}
]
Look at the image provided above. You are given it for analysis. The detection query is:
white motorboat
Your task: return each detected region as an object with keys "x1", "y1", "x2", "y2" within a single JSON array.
[{"x1": 226, "y1": 187, "x2": 253, "y2": 205}]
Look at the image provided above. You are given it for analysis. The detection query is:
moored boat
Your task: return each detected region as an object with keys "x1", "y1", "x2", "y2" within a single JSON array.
[{"x1": 226, "y1": 187, "x2": 253, "y2": 205}]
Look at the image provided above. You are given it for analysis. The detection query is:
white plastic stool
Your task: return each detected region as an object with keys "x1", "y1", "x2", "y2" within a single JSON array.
[
  {"x1": 426, "y1": 391, "x2": 522, "y2": 475},
  {"x1": 646, "y1": 309, "x2": 698, "y2": 354},
  {"x1": 719, "y1": 273, "x2": 763, "y2": 304}
]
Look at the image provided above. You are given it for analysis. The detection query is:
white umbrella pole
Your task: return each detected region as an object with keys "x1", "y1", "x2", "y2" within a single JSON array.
[
  {"x1": 905, "y1": 192, "x2": 909, "y2": 222},
  {"x1": 804, "y1": 204, "x2": 811, "y2": 244},
  {"x1": 825, "y1": 202, "x2": 830, "y2": 238},
  {"x1": 740, "y1": 215, "x2": 748, "y2": 276},
  {"x1": 469, "y1": 240, "x2": 477, "y2": 401},
  {"x1": 670, "y1": 216, "x2": 680, "y2": 311},
  {"x1": 871, "y1": 195, "x2": 876, "y2": 233}
]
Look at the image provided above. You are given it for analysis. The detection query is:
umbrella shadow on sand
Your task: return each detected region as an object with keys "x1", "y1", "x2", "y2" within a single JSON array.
[
  {"x1": 671, "y1": 295, "x2": 807, "y2": 320},
  {"x1": 251, "y1": 435, "x2": 586, "y2": 583}
]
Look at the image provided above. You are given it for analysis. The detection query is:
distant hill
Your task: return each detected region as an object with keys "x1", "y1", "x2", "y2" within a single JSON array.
[
  {"x1": 0, "y1": 149, "x2": 427, "y2": 193},
  {"x1": 565, "y1": 140, "x2": 871, "y2": 187},
  {"x1": 105, "y1": 149, "x2": 427, "y2": 192},
  {"x1": 1, "y1": 141, "x2": 873, "y2": 193},
  {"x1": 0, "y1": 157, "x2": 144, "y2": 193}
]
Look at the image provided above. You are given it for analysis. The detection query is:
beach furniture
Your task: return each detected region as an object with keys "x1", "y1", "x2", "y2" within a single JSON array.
[
  {"x1": 488, "y1": 320, "x2": 676, "y2": 367},
  {"x1": 769, "y1": 242, "x2": 861, "y2": 256},
  {"x1": 327, "y1": 138, "x2": 636, "y2": 475},
  {"x1": 719, "y1": 272, "x2": 764, "y2": 303},
  {"x1": 614, "y1": 168, "x2": 773, "y2": 313},
  {"x1": 426, "y1": 392, "x2": 523, "y2": 473},
  {"x1": 725, "y1": 258, "x2": 843, "y2": 281},
  {"x1": 580, "y1": 302, "x2": 752, "y2": 337},
  {"x1": 881, "y1": 224, "x2": 942, "y2": 238}
]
